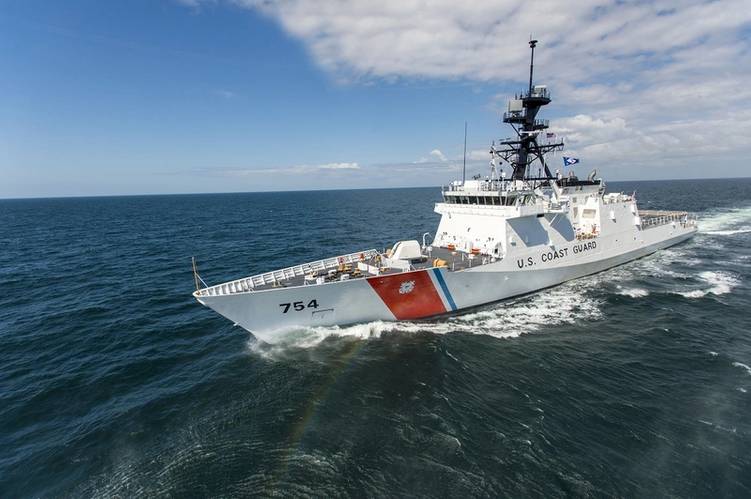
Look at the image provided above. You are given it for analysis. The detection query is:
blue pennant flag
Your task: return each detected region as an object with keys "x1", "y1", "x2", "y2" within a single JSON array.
[{"x1": 563, "y1": 157, "x2": 580, "y2": 167}]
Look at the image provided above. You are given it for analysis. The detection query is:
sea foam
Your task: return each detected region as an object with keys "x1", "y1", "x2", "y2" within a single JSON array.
[
  {"x1": 706, "y1": 228, "x2": 751, "y2": 236},
  {"x1": 699, "y1": 205, "x2": 751, "y2": 234},
  {"x1": 616, "y1": 286, "x2": 650, "y2": 298},
  {"x1": 677, "y1": 271, "x2": 741, "y2": 298}
]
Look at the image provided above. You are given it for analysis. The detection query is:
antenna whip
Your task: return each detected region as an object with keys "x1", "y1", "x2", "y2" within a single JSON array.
[{"x1": 462, "y1": 121, "x2": 467, "y2": 184}]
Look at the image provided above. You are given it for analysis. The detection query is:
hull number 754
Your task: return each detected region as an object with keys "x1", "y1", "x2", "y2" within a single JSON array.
[{"x1": 279, "y1": 300, "x2": 319, "y2": 313}]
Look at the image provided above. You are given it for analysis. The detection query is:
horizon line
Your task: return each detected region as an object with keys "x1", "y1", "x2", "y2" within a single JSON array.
[{"x1": 2, "y1": 175, "x2": 750, "y2": 201}]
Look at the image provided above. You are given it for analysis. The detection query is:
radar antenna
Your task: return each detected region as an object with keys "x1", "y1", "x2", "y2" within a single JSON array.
[{"x1": 494, "y1": 39, "x2": 564, "y2": 182}]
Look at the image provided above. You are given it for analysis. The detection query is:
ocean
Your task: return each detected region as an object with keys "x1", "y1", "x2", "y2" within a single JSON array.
[{"x1": 1, "y1": 178, "x2": 750, "y2": 497}]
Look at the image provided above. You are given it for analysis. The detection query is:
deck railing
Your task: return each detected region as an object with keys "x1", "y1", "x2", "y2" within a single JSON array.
[
  {"x1": 640, "y1": 211, "x2": 697, "y2": 229},
  {"x1": 196, "y1": 249, "x2": 380, "y2": 297}
]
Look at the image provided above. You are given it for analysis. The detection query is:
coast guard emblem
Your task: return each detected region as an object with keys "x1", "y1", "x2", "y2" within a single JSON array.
[{"x1": 399, "y1": 280, "x2": 416, "y2": 294}]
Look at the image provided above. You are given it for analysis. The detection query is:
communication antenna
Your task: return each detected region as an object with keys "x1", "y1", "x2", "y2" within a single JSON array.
[
  {"x1": 462, "y1": 121, "x2": 467, "y2": 184},
  {"x1": 528, "y1": 37, "x2": 538, "y2": 95}
]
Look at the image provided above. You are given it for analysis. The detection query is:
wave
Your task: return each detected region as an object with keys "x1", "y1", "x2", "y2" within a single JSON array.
[
  {"x1": 629, "y1": 248, "x2": 693, "y2": 278},
  {"x1": 697, "y1": 419, "x2": 737, "y2": 434},
  {"x1": 427, "y1": 282, "x2": 603, "y2": 338},
  {"x1": 616, "y1": 286, "x2": 649, "y2": 298},
  {"x1": 705, "y1": 228, "x2": 751, "y2": 236},
  {"x1": 676, "y1": 271, "x2": 741, "y2": 299},
  {"x1": 699, "y1": 205, "x2": 751, "y2": 233},
  {"x1": 732, "y1": 362, "x2": 751, "y2": 376},
  {"x1": 248, "y1": 281, "x2": 603, "y2": 352}
]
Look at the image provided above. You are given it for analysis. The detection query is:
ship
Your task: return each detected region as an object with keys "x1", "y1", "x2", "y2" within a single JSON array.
[{"x1": 192, "y1": 40, "x2": 697, "y2": 343}]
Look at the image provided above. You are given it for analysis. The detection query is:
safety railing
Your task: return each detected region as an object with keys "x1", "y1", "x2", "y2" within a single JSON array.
[
  {"x1": 640, "y1": 211, "x2": 697, "y2": 229},
  {"x1": 195, "y1": 249, "x2": 380, "y2": 297}
]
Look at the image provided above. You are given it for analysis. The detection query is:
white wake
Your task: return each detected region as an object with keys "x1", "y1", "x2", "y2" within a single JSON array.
[
  {"x1": 247, "y1": 279, "x2": 605, "y2": 352},
  {"x1": 699, "y1": 205, "x2": 751, "y2": 234},
  {"x1": 676, "y1": 271, "x2": 741, "y2": 299}
]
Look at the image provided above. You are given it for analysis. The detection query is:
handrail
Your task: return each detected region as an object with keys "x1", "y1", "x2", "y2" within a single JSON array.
[
  {"x1": 195, "y1": 249, "x2": 380, "y2": 297},
  {"x1": 640, "y1": 211, "x2": 697, "y2": 229}
]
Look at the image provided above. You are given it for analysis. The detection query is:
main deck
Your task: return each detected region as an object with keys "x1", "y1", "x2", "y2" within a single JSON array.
[
  {"x1": 193, "y1": 245, "x2": 490, "y2": 297},
  {"x1": 193, "y1": 210, "x2": 696, "y2": 298}
]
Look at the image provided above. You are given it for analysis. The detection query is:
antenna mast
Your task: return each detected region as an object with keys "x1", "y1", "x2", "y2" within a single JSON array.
[
  {"x1": 496, "y1": 39, "x2": 564, "y2": 181},
  {"x1": 462, "y1": 121, "x2": 467, "y2": 184},
  {"x1": 528, "y1": 38, "x2": 537, "y2": 95}
]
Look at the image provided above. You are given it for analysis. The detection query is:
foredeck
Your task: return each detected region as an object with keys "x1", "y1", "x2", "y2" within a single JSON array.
[{"x1": 194, "y1": 246, "x2": 493, "y2": 297}]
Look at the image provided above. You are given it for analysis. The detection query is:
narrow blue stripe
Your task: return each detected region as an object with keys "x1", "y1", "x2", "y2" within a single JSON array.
[{"x1": 432, "y1": 268, "x2": 457, "y2": 311}]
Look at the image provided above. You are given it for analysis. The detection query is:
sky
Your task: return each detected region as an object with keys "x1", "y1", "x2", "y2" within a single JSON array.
[{"x1": 1, "y1": 0, "x2": 750, "y2": 198}]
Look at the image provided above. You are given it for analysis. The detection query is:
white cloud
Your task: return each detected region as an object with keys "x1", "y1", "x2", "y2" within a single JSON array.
[
  {"x1": 469, "y1": 148, "x2": 490, "y2": 161},
  {"x1": 429, "y1": 149, "x2": 447, "y2": 162},
  {"x1": 229, "y1": 0, "x2": 750, "y2": 82},
  {"x1": 213, "y1": 89, "x2": 236, "y2": 99},
  {"x1": 416, "y1": 148, "x2": 448, "y2": 163},
  {"x1": 317, "y1": 162, "x2": 360, "y2": 170},
  {"x1": 187, "y1": 0, "x2": 751, "y2": 177},
  {"x1": 197, "y1": 159, "x2": 469, "y2": 189},
  {"x1": 215, "y1": 161, "x2": 360, "y2": 175},
  {"x1": 175, "y1": 0, "x2": 207, "y2": 7}
]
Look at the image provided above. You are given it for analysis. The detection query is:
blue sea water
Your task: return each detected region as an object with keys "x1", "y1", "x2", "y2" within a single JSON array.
[{"x1": 1, "y1": 178, "x2": 751, "y2": 497}]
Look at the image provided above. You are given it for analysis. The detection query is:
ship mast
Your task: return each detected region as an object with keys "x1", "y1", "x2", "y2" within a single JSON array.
[{"x1": 495, "y1": 40, "x2": 564, "y2": 181}]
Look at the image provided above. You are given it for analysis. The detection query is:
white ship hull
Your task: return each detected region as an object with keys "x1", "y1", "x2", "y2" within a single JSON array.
[{"x1": 195, "y1": 222, "x2": 695, "y2": 343}]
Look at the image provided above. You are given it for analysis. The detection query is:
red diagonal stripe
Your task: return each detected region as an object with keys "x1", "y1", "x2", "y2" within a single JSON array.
[{"x1": 367, "y1": 270, "x2": 446, "y2": 320}]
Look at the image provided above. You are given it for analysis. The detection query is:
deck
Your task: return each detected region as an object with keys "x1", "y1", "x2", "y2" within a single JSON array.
[
  {"x1": 194, "y1": 246, "x2": 493, "y2": 297},
  {"x1": 639, "y1": 210, "x2": 696, "y2": 229},
  {"x1": 194, "y1": 210, "x2": 697, "y2": 298}
]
